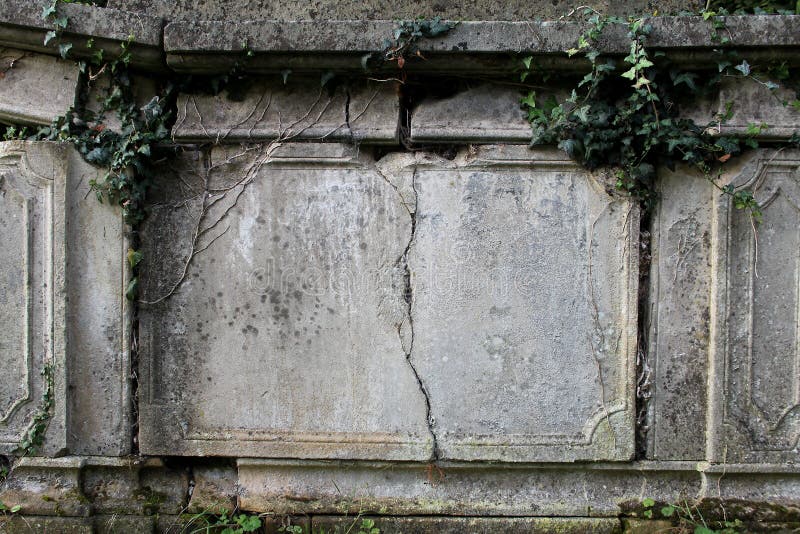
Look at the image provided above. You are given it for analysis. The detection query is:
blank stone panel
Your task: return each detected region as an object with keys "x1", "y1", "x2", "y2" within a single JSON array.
[
  {"x1": 138, "y1": 144, "x2": 431, "y2": 460},
  {"x1": 710, "y1": 150, "x2": 800, "y2": 463},
  {"x1": 380, "y1": 146, "x2": 639, "y2": 462},
  {"x1": 0, "y1": 143, "x2": 68, "y2": 456},
  {"x1": 138, "y1": 143, "x2": 639, "y2": 462},
  {"x1": 0, "y1": 141, "x2": 130, "y2": 457}
]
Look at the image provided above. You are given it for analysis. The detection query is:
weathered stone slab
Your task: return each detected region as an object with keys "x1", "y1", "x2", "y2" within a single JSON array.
[
  {"x1": 709, "y1": 149, "x2": 800, "y2": 463},
  {"x1": 646, "y1": 165, "x2": 714, "y2": 460},
  {"x1": 65, "y1": 148, "x2": 131, "y2": 456},
  {"x1": 312, "y1": 516, "x2": 621, "y2": 533},
  {"x1": 0, "y1": 456, "x2": 88, "y2": 516},
  {"x1": 0, "y1": 142, "x2": 68, "y2": 457},
  {"x1": 237, "y1": 459, "x2": 702, "y2": 516},
  {"x1": 0, "y1": 48, "x2": 79, "y2": 125},
  {"x1": 0, "y1": 141, "x2": 129, "y2": 457},
  {"x1": 138, "y1": 143, "x2": 430, "y2": 459},
  {"x1": 691, "y1": 77, "x2": 800, "y2": 139},
  {"x1": 379, "y1": 146, "x2": 639, "y2": 462},
  {"x1": 172, "y1": 79, "x2": 399, "y2": 143},
  {"x1": 111, "y1": 0, "x2": 691, "y2": 21},
  {"x1": 410, "y1": 85, "x2": 531, "y2": 143}
]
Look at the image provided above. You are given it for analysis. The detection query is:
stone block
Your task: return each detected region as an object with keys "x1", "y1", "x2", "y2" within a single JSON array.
[
  {"x1": 94, "y1": 515, "x2": 156, "y2": 534},
  {"x1": 188, "y1": 465, "x2": 238, "y2": 512},
  {"x1": 0, "y1": 516, "x2": 92, "y2": 533},
  {"x1": 0, "y1": 457, "x2": 89, "y2": 517},
  {"x1": 0, "y1": 141, "x2": 130, "y2": 457},
  {"x1": 646, "y1": 165, "x2": 714, "y2": 460},
  {"x1": 715, "y1": 77, "x2": 800, "y2": 139},
  {"x1": 410, "y1": 84, "x2": 532, "y2": 143},
  {"x1": 0, "y1": 48, "x2": 79, "y2": 126},
  {"x1": 237, "y1": 459, "x2": 702, "y2": 516},
  {"x1": 172, "y1": 78, "x2": 399, "y2": 143},
  {"x1": 0, "y1": 142, "x2": 69, "y2": 457},
  {"x1": 378, "y1": 145, "x2": 639, "y2": 462},
  {"x1": 312, "y1": 516, "x2": 622, "y2": 533},
  {"x1": 139, "y1": 143, "x2": 430, "y2": 459},
  {"x1": 708, "y1": 149, "x2": 800, "y2": 463}
]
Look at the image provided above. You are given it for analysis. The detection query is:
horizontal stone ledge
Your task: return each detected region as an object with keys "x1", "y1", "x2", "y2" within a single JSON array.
[
  {"x1": 164, "y1": 16, "x2": 800, "y2": 74},
  {"x1": 0, "y1": 0, "x2": 164, "y2": 71}
]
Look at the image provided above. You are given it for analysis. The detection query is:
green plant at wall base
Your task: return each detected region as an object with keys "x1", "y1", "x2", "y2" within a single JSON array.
[
  {"x1": 0, "y1": 502, "x2": 22, "y2": 515},
  {"x1": 520, "y1": 10, "x2": 799, "y2": 218},
  {"x1": 638, "y1": 497, "x2": 744, "y2": 533},
  {"x1": 16, "y1": 364, "x2": 54, "y2": 456}
]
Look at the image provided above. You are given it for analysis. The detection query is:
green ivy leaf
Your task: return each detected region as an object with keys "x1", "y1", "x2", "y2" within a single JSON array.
[
  {"x1": 660, "y1": 505, "x2": 675, "y2": 517},
  {"x1": 734, "y1": 60, "x2": 751, "y2": 76},
  {"x1": 44, "y1": 30, "x2": 57, "y2": 46},
  {"x1": 621, "y1": 67, "x2": 637, "y2": 80},
  {"x1": 59, "y1": 42, "x2": 73, "y2": 59},
  {"x1": 642, "y1": 498, "x2": 655, "y2": 508}
]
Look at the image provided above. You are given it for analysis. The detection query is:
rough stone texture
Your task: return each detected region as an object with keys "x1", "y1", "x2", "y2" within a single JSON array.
[
  {"x1": 0, "y1": 457, "x2": 88, "y2": 517},
  {"x1": 709, "y1": 149, "x2": 800, "y2": 464},
  {"x1": 111, "y1": 0, "x2": 700, "y2": 21},
  {"x1": 0, "y1": 141, "x2": 129, "y2": 457},
  {"x1": 312, "y1": 516, "x2": 622, "y2": 533},
  {"x1": 646, "y1": 165, "x2": 714, "y2": 460},
  {"x1": 0, "y1": 48, "x2": 79, "y2": 126},
  {"x1": 0, "y1": 516, "x2": 93, "y2": 533},
  {"x1": 82, "y1": 458, "x2": 188, "y2": 516},
  {"x1": 93, "y1": 515, "x2": 156, "y2": 534},
  {"x1": 188, "y1": 465, "x2": 238, "y2": 512},
  {"x1": 138, "y1": 144, "x2": 430, "y2": 459},
  {"x1": 65, "y1": 148, "x2": 131, "y2": 456},
  {"x1": 0, "y1": 0, "x2": 163, "y2": 70},
  {"x1": 237, "y1": 459, "x2": 703, "y2": 516},
  {"x1": 0, "y1": 142, "x2": 68, "y2": 457},
  {"x1": 173, "y1": 78, "x2": 399, "y2": 143},
  {"x1": 163, "y1": 17, "x2": 800, "y2": 74},
  {"x1": 410, "y1": 85, "x2": 532, "y2": 143},
  {"x1": 378, "y1": 146, "x2": 639, "y2": 462}
]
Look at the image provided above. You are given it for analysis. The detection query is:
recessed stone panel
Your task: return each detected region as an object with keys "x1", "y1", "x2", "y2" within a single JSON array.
[
  {"x1": 379, "y1": 146, "x2": 639, "y2": 462},
  {"x1": 138, "y1": 143, "x2": 430, "y2": 459},
  {"x1": 0, "y1": 141, "x2": 129, "y2": 457},
  {"x1": 710, "y1": 149, "x2": 800, "y2": 463}
]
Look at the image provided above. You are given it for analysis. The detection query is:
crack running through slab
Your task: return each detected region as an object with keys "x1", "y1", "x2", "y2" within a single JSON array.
[{"x1": 382, "y1": 163, "x2": 440, "y2": 463}]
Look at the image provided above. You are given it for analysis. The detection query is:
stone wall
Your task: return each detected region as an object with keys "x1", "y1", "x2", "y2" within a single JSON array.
[{"x1": 1, "y1": 2, "x2": 800, "y2": 533}]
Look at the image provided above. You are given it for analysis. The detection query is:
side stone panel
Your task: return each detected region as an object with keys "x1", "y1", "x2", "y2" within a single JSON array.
[
  {"x1": 0, "y1": 141, "x2": 129, "y2": 457},
  {"x1": 710, "y1": 149, "x2": 800, "y2": 463},
  {"x1": 0, "y1": 142, "x2": 68, "y2": 456},
  {"x1": 646, "y1": 166, "x2": 714, "y2": 460}
]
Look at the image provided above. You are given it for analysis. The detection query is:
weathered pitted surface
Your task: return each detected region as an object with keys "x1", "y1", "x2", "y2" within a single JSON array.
[
  {"x1": 109, "y1": 0, "x2": 699, "y2": 21},
  {"x1": 173, "y1": 78, "x2": 400, "y2": 143},
  {"x1": 139, "y1": 144, "x2": 430, "y2": 459}
]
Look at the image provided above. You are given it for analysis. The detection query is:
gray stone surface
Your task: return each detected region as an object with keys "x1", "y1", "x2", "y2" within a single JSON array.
[
  {"x1": 410, "y1": 84, "x2": 532, "y2": 143},
  {"x1": 138, "y1": 144, "x2": 638, "y2": 463},
  {"x1": 312, "y1": 516, "x2": 622, "y2": 533},
  {"x1": 188, "y1": 465, "x2": 238, "y2": 512},
  {"x1": 0, "y1": 0, "x2": 163, "y2": 71},
  {"x1": 163, "y1": 17, "x2": 800, "y2": 74},
  {"x1": 0, "y1": 142, "x2": 68, "y2": 457},
  {"x1": 378, "y1": 146, "x2": 639, "y2": 462},
  {"x1": 138, "y1": 144, "x2": 431, "y2": 459},
  {"x1": 0, "y1": 141, "x2": 129, "y2": 457},
  {"x1": 0, "y1": 457, "x2": 88, "y2": 516},
  {"x1": 173, "y1": 78, "x2": 399, "y2": 143},
  {"x1": 0, "y1": 48, "x2": 79, "y2": 126},
  {"x1": 237, "y1": 459, "x2": 704, "y2": 516},
  {"x1": 111, "y1": 0, "x2": 700, "y2": 21},
  {"x1": 65, "y1": 148, "x2": 131, "y2": 456},
  {"x1": 646, "y1": 165, "x2": 714, "y2": 460},
  {"x1": 709, "y1": 149, "x2": 800, "y2": 464}
]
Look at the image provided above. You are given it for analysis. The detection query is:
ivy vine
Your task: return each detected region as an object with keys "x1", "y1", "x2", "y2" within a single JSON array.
[{"x1": 520, "y1": 9, "x2": 800, "y2": 218}]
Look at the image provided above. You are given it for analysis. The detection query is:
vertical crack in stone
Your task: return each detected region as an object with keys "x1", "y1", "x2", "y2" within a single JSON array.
[
  {"x1": 397, "y1": 167, "x2": 440, "y2": 462},
  {"x1": 636, "y1": 209, "x2": 654, "y2": 459}
]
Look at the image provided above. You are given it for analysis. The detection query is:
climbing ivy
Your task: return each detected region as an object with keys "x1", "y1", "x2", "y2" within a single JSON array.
[{"x1": 520, "y1": 9, "x2": 800, "y2": 217}]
